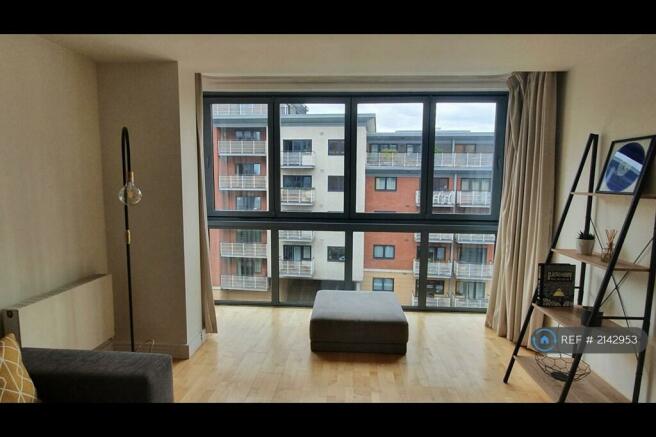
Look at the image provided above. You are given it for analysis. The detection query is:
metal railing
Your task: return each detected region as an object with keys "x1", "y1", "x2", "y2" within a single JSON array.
[
  {"x1": 279, "y1": 260, "x2": 314, "y2": 278},
  {"x1": 455, "y1": 234, "x2": 496, "y2": 244},
  {"x1": 434, "y1": 153, "x2": 494, "y2": 168},
  {"x1": 220, "y1": 275, "x2": 269, "y2": 291},
  {"x1": 414, "y1": 232, "x2": 454, "y2": 242},
  {"x1": 453, "y1": 262, "x2": 494, "y2": 279},
  {"x1": 416, "y1": 190, "x2": 456, "y2": 207},
  {"x1": 280, "y1": 188, "x2": 315, "y2": 205},
  {"x1": 281, "y1": 151, "x2": 315, "y2": 167},
  {"x1": 278, "y1": 230, "x2": 314, "y2": 241},
  {"x1": 213, "y1": 104, "x2": 267, "y2": 116},
  {"x1": 454, "y1": 297, "x2": 489, "y2": 309},
  {"x1": 218, "y1": 175, "x2": 267, "y2": 191},
  {"x1": 457, "y1": 191, "x2": 492, "y2": 207},
  {"x1": 413, "y1": 259, "x2": 453, "y2": 278},
  {"x1": 218, "y1": 140, "x2": 267, "y2": 156},
  {"x1": 220, "y1": 242, "x2": 268, "y2": 258},
  {"x1": 366, "y1": 152, "x2": 421, "y2": 168}
]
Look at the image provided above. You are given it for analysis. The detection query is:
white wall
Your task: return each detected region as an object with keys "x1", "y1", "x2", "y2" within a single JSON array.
[
  {"x1": 555, "y1": 35, "x2": 656, "y2": 401},
  {"x1": 0, "y1": 36, "x2": 108, "y2": 335}
]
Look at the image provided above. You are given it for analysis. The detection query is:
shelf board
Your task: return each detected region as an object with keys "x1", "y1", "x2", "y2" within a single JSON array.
[
  {"x1": 551, "y1": 248, "x2": 649, "y2": 272},
  {"x1": 571, "y1": 191, "x2": 656, "y2": 199},
  {"x1": 515, "y1": 355, "x2": 628, "y2": 403},
  {"x1": 533, "y1": 303, "x2": 620, "y2": 328}
]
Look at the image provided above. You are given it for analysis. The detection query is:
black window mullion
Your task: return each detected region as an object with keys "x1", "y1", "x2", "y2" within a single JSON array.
[
  {"x1": 271, "y1": 229, "x2": 279, "y2": 304},
  {"x1": 417, "y1": 230, "x2": 429, "y2": 309},
  {"x1": 424, "y1": 96, "x2": 436, "y2": 219},
  {"x1": 347, "y1": 97, "x2": 356, "y2": 219},
  {"x1": 345, "y1": 230, "x2": 353, "y2": 289}
]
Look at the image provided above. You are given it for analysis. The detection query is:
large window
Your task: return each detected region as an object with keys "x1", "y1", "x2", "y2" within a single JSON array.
[{"x1": 204, "y1": 94, "x2": 506, "y2": 311}]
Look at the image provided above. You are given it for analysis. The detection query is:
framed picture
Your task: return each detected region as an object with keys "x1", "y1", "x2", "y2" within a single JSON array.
[{"x1": 596, "y1": 135, "x2": 656, "y2": 195}]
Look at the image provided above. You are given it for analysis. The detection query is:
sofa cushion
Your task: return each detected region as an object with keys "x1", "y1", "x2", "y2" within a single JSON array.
[{"x1": 0, "y1": 333, "x2": 38, "y2": 403}]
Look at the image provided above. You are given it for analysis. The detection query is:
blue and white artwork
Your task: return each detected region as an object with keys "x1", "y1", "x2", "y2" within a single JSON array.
[{"x1": 598, "y1": 139, "x2": 651, "y2": 194}]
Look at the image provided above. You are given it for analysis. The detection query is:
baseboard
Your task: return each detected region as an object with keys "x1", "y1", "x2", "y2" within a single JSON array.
[{"x1": 111, "y1": 340, "x2": 192, "y2": 359}]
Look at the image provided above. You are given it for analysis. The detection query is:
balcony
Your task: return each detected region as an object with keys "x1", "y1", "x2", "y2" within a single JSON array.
[
  {"x1": 456, "y1": 234, "x2": 496, "y2": 244},
  {"x1": 457, "y1": 191, "x2": 491, "y2": 207},
  {"x1": 281, "y1": 151, "x2": 315, "y2": 168},
  {"x1": 213, "y1": 104, "x2": 267, "y2": 117},
  {"x1": 220, "y1": 242, "x2": 268, "y2": 258},
  {"x1": 414, "y1": 232, "x2": 454, "y2": 242},
  {"x1": 415, "y1": 190, "x2": 456, "y2": 207},
  {"x1": 366, "y1": 152, "x2": 421, "y2": 168},
  {"x1": 426, "y1": 296, "x2": 456, "y2": 308},
  {"x1": 281, "y1": 188, "x2": 315, "y2": 205},
  {"x1": 220, "y1": 275, "x2": 269, "y2": 291},
  {"x1": 279, "y1": 260, "x2": 314, "y2": 278},
  {"x1": 218, "y1": 175, "x2": 267, "y2": 191},
  {"x1": 218, "y1": 140, "x2": 267, "y2": 156},
  {"x1": 434, "y1": 153, "x2": 494, "y2": 169},
  {"x1": 279, "y1": 230, "x2": 314, "y2": 242},
  {"x1": 413, "y1": 259, "x2": 453, "y2": 278},
  {"x1": 454, "y1": 262, "x2": 494, "y2": 280},
  {"x1": 454, "y1": 297, "x2": 489, "y2": 309}
]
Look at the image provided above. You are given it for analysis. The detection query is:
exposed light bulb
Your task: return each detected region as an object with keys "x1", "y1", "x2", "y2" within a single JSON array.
[{"x1": 118, "y1": 172, "x2": 143, "y2": 205}]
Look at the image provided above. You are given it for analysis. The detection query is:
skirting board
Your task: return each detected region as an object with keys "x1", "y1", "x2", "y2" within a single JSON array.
[{"x1": 111, "y1": 331, "x2": 206, "y2": 359}]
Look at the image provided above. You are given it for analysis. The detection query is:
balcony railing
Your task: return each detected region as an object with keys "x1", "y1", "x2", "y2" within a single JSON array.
[
  {"x1": 454, "y1": 262, "x2": 494, "y2": 279},
  {"x1": 281, "y1": 188, "x2": 315, "y2": 205},
  {"x1": 220, "y1": 275, "x2": 269, "y2": 291},
  {"x1": 218, "y1": 175, "x2": 267, "y2": 191},
  {"x1": 414, "y1": 232, "x2": 454, "y2": 242},
  {"x1": 457, "y1": 191, "x2": 492, "y2": 207},
  {"x1": 455, "y1": 234, "x2": 496, "y2": 244},
  {"x1": 218, "y1": 140, "x2": 267, "y2": 156},
  {"x1": 279, "y1": 260, "x2": 314, "y2": 278},
  {"x1": 281, "y1": 151, "x2": 315, "y2": 168},
  {"x1": 213, "y1": 104, "x2": 267, "y2": 116},
  {"x1": 434, "y1": 153, "x2": 494, "y2": 168},
  {"x1": 426, "y1": 296, "x2": 456, "y2": 308},
  {"x1": 416, "y1": 190, "x2": 456, "y2": 207},
  {"x1": 278, "y1": 230, "x2": 314, "y2": 242},
  {"x1": 413, "y1": 259, "x2": 453, "y2": 278},
  {"x1": 366, "y1": 152, "x2": 421, "y2": 168},
  {"x1": 220, "y1": 242, "x2": 268, "y2": 258},
  {"x1": 454, "y1": 297, "x2": 489, "y2": 309}
]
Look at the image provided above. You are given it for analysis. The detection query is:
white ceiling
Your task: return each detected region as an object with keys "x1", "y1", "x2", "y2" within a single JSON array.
[{"x1": 44, "y1": 34, "x2": 650, "y2": 76}]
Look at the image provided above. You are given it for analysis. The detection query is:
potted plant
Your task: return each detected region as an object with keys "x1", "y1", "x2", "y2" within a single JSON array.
[{"x1": 576, "y1": 231, "x2": 595, "y2": 255}]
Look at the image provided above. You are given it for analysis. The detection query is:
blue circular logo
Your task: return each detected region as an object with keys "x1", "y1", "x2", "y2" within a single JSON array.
[
  {"x1": 531, "y1": 328, "x2": 558, "y2": 353},
  {"x1": 604, "y1": 142, "x2": 645, "y2": 192}
]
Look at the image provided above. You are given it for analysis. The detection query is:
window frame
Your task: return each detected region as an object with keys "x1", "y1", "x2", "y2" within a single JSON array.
[
  {"x1": 328, "y1": 139, "x2": 345, "y2": 156},
  {"x1": 327, "y1": 175, "x2": 345, "y2": 192},
  {"x1": 327, "y1": 246, "x2": 346, "y2": 263},
  {"x1": 373, "y1": 277, "x2": 395, "y2": 292},
  {"x1": 373, "y1": 244, "x2": 395, "y2": 260},
  {"x1": 374, "y1": 176, "x2": 397, "y2": 192},
  {"x1": 203, "y1": 91, "x2": 507, "y2": 313}
]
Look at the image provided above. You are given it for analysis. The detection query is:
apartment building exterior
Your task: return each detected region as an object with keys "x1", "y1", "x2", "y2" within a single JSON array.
[{"x1": 208, "y1": 103, "x2": 496, "y2": 309}]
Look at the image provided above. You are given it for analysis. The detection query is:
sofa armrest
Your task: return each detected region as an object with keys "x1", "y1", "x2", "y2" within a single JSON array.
[{"x1": 21, "y1": 347, "x2": 173, "y2": 403}]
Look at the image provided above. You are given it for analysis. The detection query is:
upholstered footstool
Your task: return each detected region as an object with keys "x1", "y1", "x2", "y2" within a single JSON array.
[{"x1": 310, "y1": 290, "x2": 409, "y2": 354}]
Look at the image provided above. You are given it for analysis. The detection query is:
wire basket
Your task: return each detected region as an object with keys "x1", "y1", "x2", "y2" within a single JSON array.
[{"x1": 534, "y1": 352, "x2": 591, "y2": 382}]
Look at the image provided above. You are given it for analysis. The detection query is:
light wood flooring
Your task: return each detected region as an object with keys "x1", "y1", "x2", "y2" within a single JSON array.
[{"x1": 172, "y1": 305, "x2": 549, "y2": 402}]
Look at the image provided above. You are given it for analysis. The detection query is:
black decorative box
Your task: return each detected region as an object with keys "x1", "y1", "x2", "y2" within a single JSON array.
[{"x1": 537, "y1": 263, "x2": 576, "y2": 307}]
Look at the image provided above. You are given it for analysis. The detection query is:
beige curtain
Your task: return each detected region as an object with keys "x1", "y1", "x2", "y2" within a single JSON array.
[
  {"x1": 196, "y1": 73, "x2": 218, "y2": 334},
  {"x1": 485, "y1": 72, "x2": 557, "y2": 346}
]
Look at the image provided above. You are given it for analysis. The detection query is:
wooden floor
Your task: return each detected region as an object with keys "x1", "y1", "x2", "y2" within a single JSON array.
[{"x1": 172, "y1": 306, "x2": 550, "y2": 402}]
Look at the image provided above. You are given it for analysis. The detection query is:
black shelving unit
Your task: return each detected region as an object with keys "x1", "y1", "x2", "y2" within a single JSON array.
[{"x1": 502, "y1": 133, "x2": 656, "y2": 403}]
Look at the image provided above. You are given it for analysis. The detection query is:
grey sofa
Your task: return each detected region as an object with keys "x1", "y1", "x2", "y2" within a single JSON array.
[{"x1": 21, "y1": 347, "x2": 174, "y2": 403}]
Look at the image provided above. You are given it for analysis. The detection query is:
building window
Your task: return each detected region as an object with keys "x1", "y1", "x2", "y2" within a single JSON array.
[
  {"x1": 374, "y1": 177, "x2": 397, "y2": 191},
  {"x1": 373, "y1": 244, "x2": 395, "y2": 259},
  {"x1": 327, "y1": 246, "x2": 346, "y2": 262},
  {"x1": 427, "y1": 280, "x2": 445, "y2": 296},
  {"x1": 328, "y1": 139, "x2": 345, "y2": 155},
  {"x1": 373, "y1": 278, "x2": 394, "y2": 292},
  {"x1": 327, "y1": 176, "x2": 344, "y2": 192},
  {"x1": 283, "y1": 139, "x2": 312, "y2": 152},
  {"x1": 235, "y1": 196, "x2": 261, "y2": 211},
  {"x1": 235, "y1": 229, "x2": 262, "y2": 243},
  {"x1": 456, "y1": 281, "x2": 486, "y2": 299},
  {"x1": 282, "y1": 245, "x2": 312, "y2": 261},
  {"x1": 434, "y1": 177, "x2": 449, "y2": 191},
  {"x1": 283, "y1": 175, "x2": 312, "y2": 188},
  {"x1": 421, "y1": 246, "x2": 447, "y2": 261},
  {"x1": 236, "y1": 163, "x2": 261, "y2": 176},
  {"x1": 460, "y1": 178, "x2": 491, "y2": 192},
  {"x1": 459, "y1": 246, "x2": 487, "y2": 264}
]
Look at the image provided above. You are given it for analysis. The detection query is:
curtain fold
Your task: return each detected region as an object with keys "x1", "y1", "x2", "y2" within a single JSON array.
[
  {"x1": 196, "y1": 73, "x2": 218, "y2": 334},
  {"x1": 485, "y1": 72, "x2": 557, "y2": 346}
]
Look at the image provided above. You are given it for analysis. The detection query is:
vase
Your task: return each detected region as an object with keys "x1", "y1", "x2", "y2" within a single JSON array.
[{"x1": 576, "y1": 239, "x2": 594, "y2": 255}]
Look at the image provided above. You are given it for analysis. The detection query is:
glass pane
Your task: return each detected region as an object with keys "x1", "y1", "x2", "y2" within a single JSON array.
[
  {"x1": 358, "y1": 102, "x2": 424, "y2": 213},
  {"x1": 209, "y1": 228, "x2": 271, "y2": 302},
  {"x1": 433, "y1": 102, "x2": 497, "y2": 215},
  {"x1": 422, "y1": 232, "x2": 496, "y2": 309},
  {"x1": 211, "y1": 103, "x2": 269, "y2": 212},
  {"x1": 279, "y1": 230, "x2": 346, "y2": 304},
  {"x1": 354, "y1": 231, "x2": 417, "y2": 306},
  {"x1": 280, "y1": 103, "x2": 345, "y2": 212}
]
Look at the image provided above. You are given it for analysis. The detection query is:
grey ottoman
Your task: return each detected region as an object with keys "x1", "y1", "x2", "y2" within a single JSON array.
[{"x1": 310, "y1": 290, "x2": 409, "y2": 354}]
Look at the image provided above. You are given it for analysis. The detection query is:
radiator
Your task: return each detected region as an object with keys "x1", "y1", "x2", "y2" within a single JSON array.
[{"x1": 1, "y1": 274, "x2": 114, "y2": 350}]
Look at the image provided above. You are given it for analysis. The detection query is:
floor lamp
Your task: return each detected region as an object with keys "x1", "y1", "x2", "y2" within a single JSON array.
[{"x1": 118, "y1": 127, "x2": 142, "y2": 352}]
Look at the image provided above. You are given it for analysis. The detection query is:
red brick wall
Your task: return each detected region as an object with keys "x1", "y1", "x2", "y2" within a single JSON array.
[
  {"x1": 363, "y1": 232, "x2": 416, "y2": 270},
  {"x1": 364, "y1": 175, "x2": 420, "y2": 213}
]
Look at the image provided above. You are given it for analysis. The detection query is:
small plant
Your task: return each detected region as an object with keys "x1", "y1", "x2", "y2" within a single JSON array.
[{"x1": 577, "y1": 231, "x2": 595, "y2": 240}]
